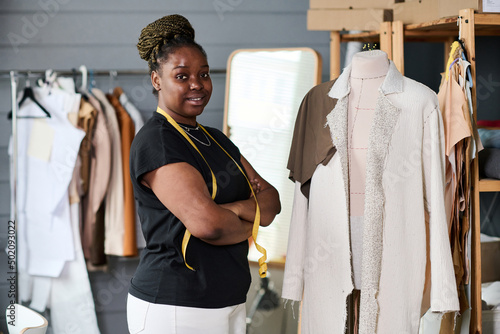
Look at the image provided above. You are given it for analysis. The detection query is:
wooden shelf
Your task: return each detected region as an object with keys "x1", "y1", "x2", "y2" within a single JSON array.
[
  {"x1": 479, "y1": 178, "x2": 500, "y2": 192},
  {"x1": 400, "y1": 13, "x2": 500, "y2": 42},
  {"x1": 406, "y1": 16, "x2": 459, "y2": 32}
]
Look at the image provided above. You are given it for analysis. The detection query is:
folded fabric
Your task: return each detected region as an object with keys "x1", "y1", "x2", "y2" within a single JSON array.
[
  {"x1": 478, "y1": 128, "x2": 500, "y2": 149},
  {"x1": 479, "y1": 148, "x2": 500, "y2": 179}
]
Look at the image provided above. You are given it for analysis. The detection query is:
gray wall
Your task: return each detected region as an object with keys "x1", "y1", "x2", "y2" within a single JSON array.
[{"x1": 1, "y1": 1, "x2": 500, "y2": 333}]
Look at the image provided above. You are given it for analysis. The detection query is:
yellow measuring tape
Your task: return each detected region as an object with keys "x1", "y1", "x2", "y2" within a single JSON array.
[{"x1": 156, "y1": 107, "x2": 268, "y2": 277}]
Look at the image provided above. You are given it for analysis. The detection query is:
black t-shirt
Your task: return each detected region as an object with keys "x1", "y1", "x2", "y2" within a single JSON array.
[{"x1": 128, "y1": 111, "x2": 252, "y2": 308}]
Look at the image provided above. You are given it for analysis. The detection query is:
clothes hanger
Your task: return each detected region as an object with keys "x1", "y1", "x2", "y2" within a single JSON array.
[
  {"x1": 108, "y1": 70, "x2": 117, "y2": 94},
  {"x1": 73, "y1": 67, "x2": 89, "y2": 101},
  {"x1": 455, "y1": 17, "x2": 473, "y2": 86},
  {"x1": 79, "y1": 65, "x2": 89, "y2": 94},
  {"x1": 7, "y1": 76, "x2": 51, "y2": 119}
]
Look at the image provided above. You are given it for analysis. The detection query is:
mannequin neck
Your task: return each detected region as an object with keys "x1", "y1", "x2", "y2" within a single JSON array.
[{"x1": 350, "y1": 50, "x2": 390, "y2": 79}]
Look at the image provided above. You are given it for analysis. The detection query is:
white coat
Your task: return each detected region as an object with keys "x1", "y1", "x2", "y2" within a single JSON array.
[{"x1": 282, "y1": 61, "x2": 459, "y2": 334}]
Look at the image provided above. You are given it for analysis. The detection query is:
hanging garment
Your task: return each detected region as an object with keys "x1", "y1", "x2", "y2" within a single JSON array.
[
  {"x1": 81, "y1": 95, "x2": 112, "y2": 265},
  {"x1": 282, "y1": 60, "x2": 459, "y2": 334},
  {"x1": 49, "y1": 157, "x2": 101, "y2": 334},
  {"x1": 77, "y1": 99, "x2": 97, "y2": 196},
  {"x1": 438, "y1": 56, "x2": 471, "y2": 293},
  {"x1": 92, "y1": 88, "x2": 126, "y2": 256},
  {"x1": 114, "y1": 86, "x2": 144, "y2": 134},
  {"x1": 113, "y1": 86, "x2": 146, "y2": 249},
  {"x1": 286, "y1": 80, "x2": 338, "y2": 199},
  {"x1": 12, "y1": 84, "x2": 85, "y2": 279},
  {"x1": 107, "y1": 93, "x2": 137, "y2": 257},
  {"x1": 11, "y1": 83, "x2": 85, "y2": 314}
]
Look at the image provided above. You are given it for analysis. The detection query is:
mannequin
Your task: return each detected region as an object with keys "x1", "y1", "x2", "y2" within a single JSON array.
[
  {"x1": 348, "y1": 51, "x2": 389, "y2": 289},
  {"x1": 283, "y1": 49, "x2": 459, "y2": 334}
]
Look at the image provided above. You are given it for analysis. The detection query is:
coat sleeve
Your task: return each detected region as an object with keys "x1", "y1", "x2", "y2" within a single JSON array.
[
  {"x1": 282, "y1": 181, "x2": 308, "y2": 301},
  {"x1": 423, "y1": 107, "x2": 460, "y2": 313}
]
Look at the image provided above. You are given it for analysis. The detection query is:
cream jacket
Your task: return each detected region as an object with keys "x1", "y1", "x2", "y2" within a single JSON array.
[{"x1": 282, "y1": 61, "x2": 459, "y2": 334}]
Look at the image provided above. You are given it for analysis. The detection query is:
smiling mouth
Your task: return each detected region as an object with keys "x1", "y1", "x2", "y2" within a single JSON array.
[{"x1": 187, "y1": 97, "x2": 203, "y2": 101}]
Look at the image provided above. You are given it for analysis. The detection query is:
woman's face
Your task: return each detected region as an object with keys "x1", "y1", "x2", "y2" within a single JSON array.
[{"x1": 152, "y1": 46, "x2": 212, "y2": 125}]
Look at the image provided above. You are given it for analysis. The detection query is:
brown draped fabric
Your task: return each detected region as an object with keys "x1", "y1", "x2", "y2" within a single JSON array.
[{"x1": 287, "y1": 80, "x2": 338, "y2": 198}]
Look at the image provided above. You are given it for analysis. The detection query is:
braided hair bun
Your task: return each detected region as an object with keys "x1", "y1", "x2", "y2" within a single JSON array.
[{"x1": 137, "y1": 14, "x2": 196, "y2": 69}]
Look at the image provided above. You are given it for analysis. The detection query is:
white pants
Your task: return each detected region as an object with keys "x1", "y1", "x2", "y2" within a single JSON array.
[{"x1": 127, "y1": 294, "x2": 246, "y2": 334}]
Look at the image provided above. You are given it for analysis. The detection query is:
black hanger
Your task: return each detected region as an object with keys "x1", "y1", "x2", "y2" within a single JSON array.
[
  {"x1": 457, "y1": 38, "x2": 468, "y2": 60},
  {"x1": 7, "y1": 79, "x2": 51, "y2": 119}
]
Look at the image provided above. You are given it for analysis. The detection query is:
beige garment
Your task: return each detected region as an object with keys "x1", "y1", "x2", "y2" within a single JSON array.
[
  {"x1": 437, "y1": 59, "x2": 471, "y2": 300},
  {"x1": 436, "y1": 55, "x2": 475, "y2": 334},
  {"x1": 91, "y1": 88, "x2": 125, "y2": 256},
  {"x1": 81, "y1": 94, "x2": 112, "y2": 265}
]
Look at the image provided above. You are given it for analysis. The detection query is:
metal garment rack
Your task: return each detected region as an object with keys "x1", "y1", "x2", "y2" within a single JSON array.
[
  {"x1": 6, "y1": 66, "x2": 226, "y2": 217},
  {"x1": 0, "y1": 68, "x2": 226, "y2": 78}
]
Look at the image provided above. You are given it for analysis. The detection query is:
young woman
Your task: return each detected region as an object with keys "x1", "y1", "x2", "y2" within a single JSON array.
[{"x1": 127, "y1": 14, "x2": 281, "y2": 334}]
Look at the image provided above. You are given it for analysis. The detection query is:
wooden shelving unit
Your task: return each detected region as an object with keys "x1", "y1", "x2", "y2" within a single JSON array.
[{"x1": 479, "y1": 179, "x2": 500, "y2": 192}]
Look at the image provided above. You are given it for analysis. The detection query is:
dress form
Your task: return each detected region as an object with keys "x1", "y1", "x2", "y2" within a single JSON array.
[{"x1": 348, "y1": 50, "x2": 390, "y2": 289}]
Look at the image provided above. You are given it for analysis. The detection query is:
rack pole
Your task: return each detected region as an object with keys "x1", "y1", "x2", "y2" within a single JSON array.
[{"x1": 10, "y1": 70, "x2": 18, "y2": 304}]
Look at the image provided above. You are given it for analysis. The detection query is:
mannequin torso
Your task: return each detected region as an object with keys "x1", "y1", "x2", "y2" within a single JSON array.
[{"x1": 348, "y1": 50, "x2": 389, "y2": 289}]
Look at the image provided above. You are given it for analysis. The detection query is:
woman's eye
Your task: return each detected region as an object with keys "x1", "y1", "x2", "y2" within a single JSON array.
[
  {"x1": 176, "y1": 75, "x2": 187, "y2": 80},
  {"x1": 201, "y1": 73, "x2": 210, "y2": 78}
]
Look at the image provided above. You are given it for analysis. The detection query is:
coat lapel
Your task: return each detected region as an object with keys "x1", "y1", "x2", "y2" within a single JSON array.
[
  {"x1": 327, "y1": 60, "x2": 404, "y2": 334},
  {"x1": 326, "y1": 96, "x2": 349, "y2": 204},
  {"x1": 359, "y1": 93, "x2": 401, "y2": 334}
]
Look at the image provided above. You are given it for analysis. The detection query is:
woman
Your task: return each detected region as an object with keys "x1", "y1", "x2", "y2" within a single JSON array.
[{"x1": 127, "y1": 14, "x2": 281, "y2": 334}]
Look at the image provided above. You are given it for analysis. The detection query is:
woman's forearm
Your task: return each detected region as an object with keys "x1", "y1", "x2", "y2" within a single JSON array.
[
  {"x1": 199, "y1": 210, "x2": 253, "y2": 246},
  {"x1": 222, "y1": 187, "x2": 281, "y2": 226}
]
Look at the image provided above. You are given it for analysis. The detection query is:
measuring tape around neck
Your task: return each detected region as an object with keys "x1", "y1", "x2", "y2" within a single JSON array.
[{"x1": 156, "y1": 107, "x2": 268, "y2": 277}]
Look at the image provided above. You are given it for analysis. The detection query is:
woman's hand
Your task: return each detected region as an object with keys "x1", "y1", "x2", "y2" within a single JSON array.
[
  {"x1": 249, "y1": 178, "x2": 261, "y2": 196},
  {"x1": 232, "y1": 156, "x2": 281, "y2": 226}
]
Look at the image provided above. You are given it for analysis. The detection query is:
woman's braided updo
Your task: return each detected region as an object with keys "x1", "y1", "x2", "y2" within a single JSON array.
[{"x1": 137, "y1": 14, "x2": 207, "y2": 95}]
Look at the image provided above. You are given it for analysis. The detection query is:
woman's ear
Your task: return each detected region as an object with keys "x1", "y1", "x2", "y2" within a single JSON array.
[{"x1": 151, "y1": 70, "x2": 161, "y2": 92}]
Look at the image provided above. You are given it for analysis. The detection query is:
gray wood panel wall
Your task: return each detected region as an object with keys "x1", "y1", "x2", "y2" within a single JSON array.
[{"x1": 0, "y1": 1, "x2": 330, "y2": 333}]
